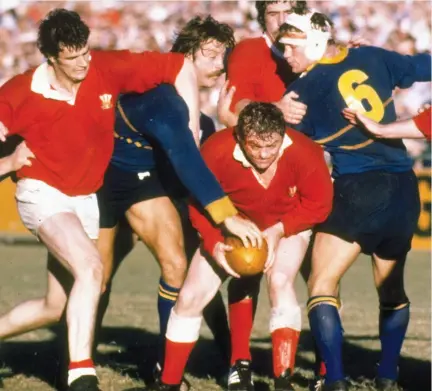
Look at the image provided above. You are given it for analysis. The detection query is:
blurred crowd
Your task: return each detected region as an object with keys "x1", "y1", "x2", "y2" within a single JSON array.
[{"x1": 0, "y1": 0, "x2": 430, "y2": 165}]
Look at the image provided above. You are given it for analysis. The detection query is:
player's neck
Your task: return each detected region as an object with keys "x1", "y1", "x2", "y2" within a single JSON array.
[
  {"x1": 48, "y1": 65, "x2": 81, "y2": 98},
  {"x1": 323, "y1": 44, "x2": 343, "y2": 60}
]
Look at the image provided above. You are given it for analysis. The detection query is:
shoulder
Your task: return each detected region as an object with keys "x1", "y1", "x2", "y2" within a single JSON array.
[
  {"x1": 286, "y1": 127, "x2": 322, "y2": 155},
  {"x1": 201, "y1": 128, "x2": 236, "y2": 160},
  {"x1": 231, "y1": 37, "x2": 267, "y2": 58},
  {"x1": 91, "y1": 50, "x2": 183, "y2": 68},
  {"x1": 0, "y1": 69, "x2": 33, "y2": 97}
]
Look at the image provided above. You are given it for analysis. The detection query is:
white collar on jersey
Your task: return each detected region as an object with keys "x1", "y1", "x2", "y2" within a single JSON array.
[
  {"x1": 31, "y1": 62, "x2": 76, "y2": 105},
  {"x1": 263, "y1": 33, "x2": 285, "y2": 59},
  {"x1": 233, "y1": 134, "x2": 293, "y2": 168}
]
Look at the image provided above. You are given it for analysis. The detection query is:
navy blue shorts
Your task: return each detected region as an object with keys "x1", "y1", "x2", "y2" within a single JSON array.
[
  {"x1": 316, "y1": 170, "x2": 420, "y2": 259},
  {"x1": 97, "y1": 163, "x2": 167, "y2": 229}
]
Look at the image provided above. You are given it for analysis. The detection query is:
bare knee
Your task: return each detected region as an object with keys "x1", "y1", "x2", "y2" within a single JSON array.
[
  {"x1": 43, "y1": 295, "x2": 67, "y2": 322},
  {"x1": 268, "y1": 271, "x2": 293, "y2": 296},
  {"x1": 159, "y1": 252, "x2": 187, "y2": 287},
  {"x1": 308, "y1": 272, "x2": 340, "y2": 297},
  {"x1": 73, "y1": 255, "x2": 104, "y2": 288},
  {"x1": 176, "y1": 287, "x2": 214, "y2": 317}
]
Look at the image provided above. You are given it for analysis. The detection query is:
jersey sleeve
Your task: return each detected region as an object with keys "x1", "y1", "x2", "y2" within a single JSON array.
[
  {"x1": 379, "y1": 48, "x2": 431, "y2": 88},
  {"x1": 0, "y1": 75, "x2": 24, "y2": 133},
  {"x1": 413, "y1": 108, "x2": 431, "y2": 140},
  {"x1": 101, "y1": 50, "x2": 185, "y2": 94},
  {"x1": 280, "y1": 136, "x2": 333, "y2": 236}
]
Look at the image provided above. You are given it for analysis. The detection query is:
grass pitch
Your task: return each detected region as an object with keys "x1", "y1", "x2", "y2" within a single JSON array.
[{"x1": 0, "y1": 243, "x2": 429, "y2": 391}]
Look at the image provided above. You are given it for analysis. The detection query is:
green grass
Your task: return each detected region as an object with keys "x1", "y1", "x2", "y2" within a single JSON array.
[{"x1": 0, "y1": 243, "x2": 429, "y2": 391}]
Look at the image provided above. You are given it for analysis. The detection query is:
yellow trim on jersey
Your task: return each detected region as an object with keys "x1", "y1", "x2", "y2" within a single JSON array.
[
  {"x1": 318, "y1": 46, "x2": 349, "y2": 65},
  {"x1": 115, "y1": 102, "x2": 153, "y2": 150},
  {"x1": 303, "y1": 46, "x2": 349, "y2": 75},
  {"x1": 117, "y1": 101, "x2": 139, "y2": 133},
  {"x1": 315, "y1": 96, "x2": 394, "y2": 149},
  {"x1": 340, "y1": 139, "x2": 374, "y2": 150},
  {"x1": 205, "y1": 196, "x2": 238, "y2": 225},
  {"x1": 113, "y1": 130, "x2": 153, "y2": 150}
]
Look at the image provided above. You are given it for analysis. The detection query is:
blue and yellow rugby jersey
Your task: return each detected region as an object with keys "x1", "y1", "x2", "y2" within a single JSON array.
[
  {"x1": 109, "y1": 84, "x2": 236, "y2": 224},
  {"x1": 286, "y1": 46, "x2": 431, "y2": 177}
]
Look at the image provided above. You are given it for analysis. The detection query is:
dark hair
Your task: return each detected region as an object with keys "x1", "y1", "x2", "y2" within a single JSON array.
[
  {"x1": 37, "y1": 8, "x2": 90, "y2": 59},
  {"x1": 255, "y1": 1, "x2": 309, "y2": 32},
  {"x1": 171, "y1": 15, "x2": 235, "y2": 57},
  {"x1": 310, "y1": 12, "x2": 334, "y2": 31},
  {"x1": 236, "y1": 102, "x2": 286, "y2": 141}
]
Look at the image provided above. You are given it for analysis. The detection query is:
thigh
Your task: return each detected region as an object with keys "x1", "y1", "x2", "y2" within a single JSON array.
[
  {"x1": 176, "y1": 248, "x2": 225, "y2": 317},
  {"x1": 15, "y1": 179, "x2": 75, "y2": 237},
  {"x1": 126, "y1": 196, "x2": 185, "y2": 262},
  {"x1": 38, "y1": 212, "x2": 101, "y2": 278},
  {"x1": 268, "y1": 231, "x2": 312, "y2": 283},
  {"x1": 309, "y1": 232, "x2": 361, "y2": 296},
  {"x1": 375, "y1": 171, "x2": 421, "y2": 260}
]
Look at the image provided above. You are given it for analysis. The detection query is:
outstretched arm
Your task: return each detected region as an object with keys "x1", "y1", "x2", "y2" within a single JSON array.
[{"x1": 343, "y1": 107, "x2": 431, "y2": 140}]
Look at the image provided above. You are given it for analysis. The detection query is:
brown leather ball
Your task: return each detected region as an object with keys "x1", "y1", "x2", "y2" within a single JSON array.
[{"x1": 224, "y1": 236, "x2": 268, "y2": 276}]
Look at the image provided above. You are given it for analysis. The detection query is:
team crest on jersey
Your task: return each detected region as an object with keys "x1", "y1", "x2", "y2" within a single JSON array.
[
  {"x1": 99, "y1": 94, "x2": 113, "y2": 110},
  {"x1": 288, "y1": 186, "x2": 297, "y2": 197}
]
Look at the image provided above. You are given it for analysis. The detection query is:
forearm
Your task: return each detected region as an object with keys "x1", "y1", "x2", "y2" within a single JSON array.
[
  {"x1": 376, "y1": 119, "x2": 425, "y2": 139},
  {"x1": 189, "y1": 203, "x2": 225, "y2": 254},
  {"x1": 0, "y1": 155, "x2": 13, "y2": 176},
  {"x1": 174, "y1": 58, "x2": 201, "y2": 145}
]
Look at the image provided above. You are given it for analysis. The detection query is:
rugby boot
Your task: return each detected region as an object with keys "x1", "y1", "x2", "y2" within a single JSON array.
[
  {"x1": 152, "y1": 362, "x2": 190, "y2": 391},
  {"x1": 309, "y1": 375, "x2": 325, "y2": 391},
  {"x1": 67, "y1": 375, "x2": 101, "y2": 391},
  {"x1": 274, "y1": 369, "x2": 295, "y2": 390},
  {"x1": 323, "y1": 380, "x2": 349, "y2": 391},
  {"x1": 375, "y1": 378, "x2": 402, "y2": 391},
  {"x1": 227, "y1": 359, "x2": 255, "y2": 391}
]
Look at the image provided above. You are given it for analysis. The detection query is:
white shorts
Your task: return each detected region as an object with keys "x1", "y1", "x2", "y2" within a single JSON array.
[{"x1": 15, "y1": 179, "x2": 99, "y2": 240}]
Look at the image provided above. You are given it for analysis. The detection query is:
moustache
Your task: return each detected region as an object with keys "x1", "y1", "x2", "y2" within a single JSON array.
[{"x1": 208, "y1": 70, "x2": 225, "y2": 78}]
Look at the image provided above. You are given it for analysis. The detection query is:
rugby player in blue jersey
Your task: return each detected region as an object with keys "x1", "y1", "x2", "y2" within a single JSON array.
[
  {"x1": 277, "y1": 8, "x2": 431, "y2": 391},
  {"x1": 95, "y1": 16, "x2": 263, "y2": 386}
]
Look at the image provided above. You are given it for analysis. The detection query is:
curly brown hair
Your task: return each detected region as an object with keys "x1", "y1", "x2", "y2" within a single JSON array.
[
  {"x1": 171, "y1": 15, "x2": 235, "y2": 57},
  {"x1": 236, "y1": 102, "x2": 286, "y2": 142}
]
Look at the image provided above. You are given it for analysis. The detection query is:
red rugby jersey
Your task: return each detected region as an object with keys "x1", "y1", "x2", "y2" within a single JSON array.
[
  {"x1": 227, "y1": 36, "x2": 297, "y2": 112},
  {"x1": 189, "y1": 127, "x2": 334, "y2": 255},
  {"x1": 413, "y1": 107, "x2": 431, "y2": 140},
  {"x1": 0, "y1": 50, "x2": 184, "y2": 196}
]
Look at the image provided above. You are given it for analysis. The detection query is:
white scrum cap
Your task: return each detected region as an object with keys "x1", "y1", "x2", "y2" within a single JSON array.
[{"x1": 279, "y1": 11, "x2": 331, "y2": 61}]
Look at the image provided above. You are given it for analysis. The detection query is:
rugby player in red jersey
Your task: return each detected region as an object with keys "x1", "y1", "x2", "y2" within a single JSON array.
[{"x1": 0, "y1": 9, "x2": 260, "y2": 391}]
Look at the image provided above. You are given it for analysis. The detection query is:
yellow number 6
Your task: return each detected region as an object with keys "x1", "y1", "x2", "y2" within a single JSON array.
[{"x1": 338, "y1": 70, "x2": 385, "y2": 122}]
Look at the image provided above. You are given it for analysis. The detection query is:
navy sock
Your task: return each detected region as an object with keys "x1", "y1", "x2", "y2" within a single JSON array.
[
  {"x1": 157, "y1": 278, "x2": 180, "y2": 363},
  {"x1": 378, "y1": 302, "x2": 410, "y2": 380},
  {"x1": 308, "y1": 296, "x2": 344, "y2": 384}
]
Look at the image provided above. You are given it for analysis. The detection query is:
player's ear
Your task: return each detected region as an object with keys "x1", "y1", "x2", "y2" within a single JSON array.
[{"x1": 47, "y1": 55, "x2": 56, "y2": 65}]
